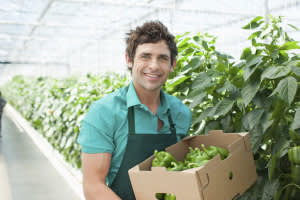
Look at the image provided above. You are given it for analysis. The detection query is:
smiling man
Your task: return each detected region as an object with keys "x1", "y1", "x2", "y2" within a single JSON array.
[{"x1": 77, "y1": 21, "x2": 192, "y2": 200}]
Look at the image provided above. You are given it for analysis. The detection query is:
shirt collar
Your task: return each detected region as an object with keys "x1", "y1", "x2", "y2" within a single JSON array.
[
  {"x1": 126, "y1": 81, "x2": 170, "y2": 113},
  {"x1": 126, "y1": 81, "x2": 141, "y2": 108}
]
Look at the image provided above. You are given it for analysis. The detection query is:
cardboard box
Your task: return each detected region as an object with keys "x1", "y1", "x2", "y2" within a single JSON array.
[{"x1": 128, "y1": 130, "x2": 257, "y2": 200}]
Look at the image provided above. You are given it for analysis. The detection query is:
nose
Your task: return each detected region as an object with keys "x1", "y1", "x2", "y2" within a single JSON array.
[{"x1": 149, "y1": 58, "x2": 160, "y2": 70}]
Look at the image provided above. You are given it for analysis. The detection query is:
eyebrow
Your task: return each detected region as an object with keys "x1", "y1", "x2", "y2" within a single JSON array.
[
  {"x1": 139, "y1": 52, "x2": 170, "y2": 59},
  {"x1": 140, "y1": 53, "x2": 151, "y2": 57},
  {"x1": 159, "y1": 54, "x2": 170, "y2": 59}
]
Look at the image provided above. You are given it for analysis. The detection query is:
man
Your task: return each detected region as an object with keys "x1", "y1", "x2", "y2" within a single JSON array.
[
  {"x1": 0, "y1": 90, "x2": 6, "y2": 137},
  {"x1": 77, "y1": 21, "x2": 192, "y2": 200}
]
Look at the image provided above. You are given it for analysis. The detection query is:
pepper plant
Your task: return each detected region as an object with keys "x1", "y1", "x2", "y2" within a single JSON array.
[
  {"x1": 164, "y1": 30, "x2": 237, "y2": 135},
  {"x1": 1, "y1": 73, "x2": 129, "y2": 168},
  {"x1": 165, "y1": 15, "x2": 300, "y2": 199}
]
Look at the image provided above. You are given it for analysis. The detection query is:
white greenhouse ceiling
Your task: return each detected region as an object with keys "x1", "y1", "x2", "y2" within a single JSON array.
[{"x1": 0, "y1": 0, "x2": 300, "y2": 79}]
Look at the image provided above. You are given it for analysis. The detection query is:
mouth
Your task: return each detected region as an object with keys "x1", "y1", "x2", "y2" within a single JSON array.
[{"x1": 144, "y1": 72, "x2": 161, "y2": 79}]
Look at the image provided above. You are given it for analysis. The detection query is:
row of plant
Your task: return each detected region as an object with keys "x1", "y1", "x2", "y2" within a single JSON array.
[
  {"x1": 1, "y1": 16, "x2": 300, "y2": 199},
  {"x1": 1, "y1": 73, "x2": 129, "y2": 168}
]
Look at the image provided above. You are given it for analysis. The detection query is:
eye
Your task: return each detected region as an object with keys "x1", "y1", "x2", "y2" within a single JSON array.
[
  {"x1": 141, "y1": 54, "x2": 150, "y2": 59},
  {"x1": 159, "y1": 56, "x2": 169, "y2": 61}
]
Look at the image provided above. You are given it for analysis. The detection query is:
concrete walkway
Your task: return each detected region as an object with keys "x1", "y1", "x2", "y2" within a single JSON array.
[{"x1": 0, "y1": 111, "x2": 81, "y2": 200}]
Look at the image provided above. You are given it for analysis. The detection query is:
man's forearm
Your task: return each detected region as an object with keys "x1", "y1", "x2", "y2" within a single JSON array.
[{"x1": 83, "y1": 182, "x2": 121, "y2": 200}]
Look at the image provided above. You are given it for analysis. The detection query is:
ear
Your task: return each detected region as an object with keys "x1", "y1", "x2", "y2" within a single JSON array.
[
  {"x1": 125, "y1": 53, "x2": 133, "y2": 69},
  {"x1": 170, "y1": 59, "x2": 176, "y2": 72}
]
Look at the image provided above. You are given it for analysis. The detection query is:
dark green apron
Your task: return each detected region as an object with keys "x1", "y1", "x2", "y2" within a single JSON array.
[{"x1": 110, "y1": 106, "x2": 182, "y2": 200}]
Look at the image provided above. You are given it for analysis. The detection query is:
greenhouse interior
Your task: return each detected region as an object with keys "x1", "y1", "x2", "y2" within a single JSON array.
[{"x1": 0, "y1": 0, "x2": 300, "y2": 199}]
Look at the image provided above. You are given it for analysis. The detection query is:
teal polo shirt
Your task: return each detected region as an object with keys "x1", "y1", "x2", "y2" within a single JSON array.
[{"x1": 77, "y1": 81, "x2": 192, "y2": 186}]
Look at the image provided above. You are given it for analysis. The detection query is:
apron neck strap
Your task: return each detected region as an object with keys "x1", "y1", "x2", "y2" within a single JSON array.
[
  {"x1": 128, "y1": 106, "x2": 135, "y2": 134},
  {"x1": 167, "y1": 109, "x2": 176, "y2": 135},
  {"x1": 128, "y1": 106, "x2": 176, "y2": 135}
]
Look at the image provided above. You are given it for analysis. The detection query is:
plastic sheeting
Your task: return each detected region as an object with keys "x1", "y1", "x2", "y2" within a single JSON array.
[{"x1": 0, "y1": 0, "x2": 299, "y2": 82}]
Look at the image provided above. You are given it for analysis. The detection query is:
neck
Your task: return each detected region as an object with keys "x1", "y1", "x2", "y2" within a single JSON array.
[{"x1": 134, "y1": 86, "x2": 161, "y2": 114}]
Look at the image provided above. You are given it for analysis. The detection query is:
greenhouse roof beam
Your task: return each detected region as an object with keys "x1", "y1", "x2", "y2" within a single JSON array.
[
  {"x1": 76, "y1": 7, "x2": 161, "y2": 51},
  {"x1": 1, "y1": 1, "x2": 254, "y2": 17},
  {"x1": 270, "y1": 0, "x2": 300, "y2": 13},
  {"x1": 0, "y1": 7, "x2": 83, "y2": 18},
  {"x1": 10, "y1": 0, "x2": 55, "y2": 61},
  {"x1": 27, "y1": 0, "x2": 55, "y2": 37},
  {"x1": 0, "y1": 34, "x2": 98, "y2": 41},
  {"x1": 0, "y1": 20, "x2": 103, "y2": 30},
  {"x1": 60, "y1": 0, "x2": 255, "y2": 17},
  {"x1": 204, "y1": 0, "x2": 300, "y2": 31}
]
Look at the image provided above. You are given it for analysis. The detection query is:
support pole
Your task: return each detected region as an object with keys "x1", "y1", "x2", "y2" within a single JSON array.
[{"x1": 264, "y1": 0, "x2": 269, "y2": 23}]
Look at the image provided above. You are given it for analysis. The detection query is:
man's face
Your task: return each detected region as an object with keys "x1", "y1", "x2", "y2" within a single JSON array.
[{"x1": 126, "y1": 40, "x2": 176, "y2": 94}]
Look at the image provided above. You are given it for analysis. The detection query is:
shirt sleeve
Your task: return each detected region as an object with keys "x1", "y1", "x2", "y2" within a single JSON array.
[{"x1": 77, "y1": 101, "x2": 115, "y2": 154}]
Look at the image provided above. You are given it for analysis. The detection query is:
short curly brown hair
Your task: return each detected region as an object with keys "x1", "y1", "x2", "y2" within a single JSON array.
[{"x1": 125, "y1": 21, "x2": 177, "y2": 69}]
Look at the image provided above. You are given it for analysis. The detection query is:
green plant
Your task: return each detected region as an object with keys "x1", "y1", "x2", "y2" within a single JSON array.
[
  {"x1": 165, "y1": 15, "x2": 300, "y2": 199},
  {"x1": 236, "y1": 16, "x2": 300, "y2": 200},
  {"x1": 1, "y1": 73, "x2": 129, "y2": 168},
  {"x1": 164, "y1": 31, "x2": 237, "y2": 135}
]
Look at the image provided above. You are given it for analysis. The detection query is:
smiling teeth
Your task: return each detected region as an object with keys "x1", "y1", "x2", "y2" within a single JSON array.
[{"x1": 145, "y1": 73, "x2": 159, "y2": 77}]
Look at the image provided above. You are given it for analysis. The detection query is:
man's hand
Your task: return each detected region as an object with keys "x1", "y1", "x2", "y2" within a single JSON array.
[{"x1": 81, "y1": 152, "x2": 121, "y2": 200}]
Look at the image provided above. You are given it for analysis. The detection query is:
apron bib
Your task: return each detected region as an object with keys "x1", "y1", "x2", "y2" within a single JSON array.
[{"x1": 110, "y1": 106, "x2": 183, "y2": 200}]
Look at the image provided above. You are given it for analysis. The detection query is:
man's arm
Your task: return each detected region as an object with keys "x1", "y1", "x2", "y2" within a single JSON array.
[{"x1": 81, "y1": 152, "x2": 121, "y2": 200}]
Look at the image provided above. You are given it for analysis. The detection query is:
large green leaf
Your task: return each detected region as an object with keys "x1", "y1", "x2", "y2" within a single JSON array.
[
  {"x1": 175, "y1": 32, "x2": 190, "y2": 40},
  {"x1": 250, "y1": 124, "x2": 263, "y2": 154},
  {"x1": 183, "y1": 56, "x2": 201, "y2": 70},
  {"x1": 177, "y1": 37, "x2": 191, "y2": 49},
  {"x1": 252, "y1": 91, "x2": 272, "y2": 110},
  {"x1": 165, "y1": 74, "x2": 189, "y2": 91},
  {"x1": 261, "y1": 66, "x2": 291, "y2": 81},
  {"x1": 242, "y1": 16, "x2": 264, "y2": 30},
  {"x1": 241, "y1": 74, "x2": 261, "y2": 107},
  {"x1": 242, "y1": 109, "x2": 264, "y2": 131},
  {"x1": 289, "y1": 60, "x2": 300, "y2": 76},
  {"x1": 189, "y1": 92, "x2": 206, "y2": 109},
  {"x1": 270, "y1": 76, "x2": 297, "y2": 105},
  {"x1": 192, "y1": 71, "x2": 218, "y2": 90},
  {"x1": 279, "y1": 41, "x2": 300, "y2": 50},
  {"x1": 240, "y1": 47, "x2": 252, "y2": 60},
  {"x1": 216, "y1": 80, "x2": 239, "y2": 95},
  {"x1": 192, "y1": 107, "x2": 213, "y2": 125},
  {"x1": 248, "y1": 31, "x2": 262, "y2": 40},
  {"x1": 260, "y1": 112, "x2": 273, "y2": 133},
  {"x1": 291, "y1": 108, "x2": 300, "y2": 130},
  {"x1": 243, "y1": 56, "x2": 263, "y2": 81},
  {"x1": 209, "y1": 98, "x2": 235, "y2": 118}
]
